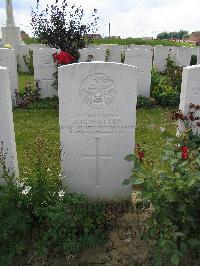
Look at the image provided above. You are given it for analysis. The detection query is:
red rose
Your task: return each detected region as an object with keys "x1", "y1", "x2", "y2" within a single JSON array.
[
  {"x1": 53, "y1": 51, "x2": 75, "y2": 65},
  {"x1": 182, "y1": 152, "x2": 189, "y2": 159},
  {"x1": 138, "y1": 151, "x2": 144, "y2": 161},
  {"x1": 181, "y1": 146, "x2": 189, "y2": 160},
  {"x1": 181, "y1": 146, "x2": 189, "y2": 153}
]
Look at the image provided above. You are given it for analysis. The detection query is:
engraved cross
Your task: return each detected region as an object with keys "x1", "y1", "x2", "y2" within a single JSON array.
[{"x1": 82, "y1": 138, "x2": 112, "y2": 186}]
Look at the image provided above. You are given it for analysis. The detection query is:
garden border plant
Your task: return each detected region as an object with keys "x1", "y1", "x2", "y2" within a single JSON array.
[{"x1": 123, "y1": 104, "x2": 200, "y2": 265}]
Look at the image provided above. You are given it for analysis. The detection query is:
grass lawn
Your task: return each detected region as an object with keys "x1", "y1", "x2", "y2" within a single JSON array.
[{"x1": 13, "y1": 107, "x2": 177, "y2": 174}]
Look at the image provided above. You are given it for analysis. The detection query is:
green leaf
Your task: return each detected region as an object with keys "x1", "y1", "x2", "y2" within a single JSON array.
[
  {"x1": 131, "y1": 178, "x2": 144, "y2": 185},
  {"x1": 124, "y1": 154, "x2": 135, "y2": 162},
  {"x1": 187, "y1": 238, "x2": 200, "y2": 247},
  {"x1": 170, "y1": 254, "x2": 180, "y2": 266},
  {"x1": 122, "y1": 179, "x2": 131, "y2": 185}
]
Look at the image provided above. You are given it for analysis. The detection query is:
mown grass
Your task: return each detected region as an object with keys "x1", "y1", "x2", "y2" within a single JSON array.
[
  {"x1": 18, "y1": 73, "x2": 35, "y2": 93},
  {"x1": 13, "y1": 106, "x2": 177, "y2": 174},
  {"x1": 93, "y1": 38, "x2": 194, "y2": 47}
]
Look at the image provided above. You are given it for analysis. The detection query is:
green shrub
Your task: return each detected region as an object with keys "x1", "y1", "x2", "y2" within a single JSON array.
[
  {"x1": 137, "y1": 95, "x2": 155, "y2": 109},
  {"x1": 190, "y1": 55, "x2": 197, "y2": 66},
  {"x1": 151, "y1": 58, "x2": 183, "y2": 107},
  {"x1": 123, "y1": 106, "x2": 200, "y2": 265},
  {"x1": 0, "y1": 138, "x2": 107, "y2": 264}
]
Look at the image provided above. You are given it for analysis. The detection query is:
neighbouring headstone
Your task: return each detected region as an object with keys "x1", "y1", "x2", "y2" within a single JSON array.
[
  {"x1": 33, "y1": 48, "x2": 58, "y2": 98},
  {"x1": 0, "y1": 66, "x2": 19, "y2": 181},
  {"x1": 79, "y1": 48, "x2": 105, "y2": 62},
  {"x1": 176, "y1": 47, "x2": 193, "y2": 67},
  {"x1": 178, "y1": 65, "x2": 200, "y2": 135},
  {"x1": 0, "y1": 48, "x2": 18, "y2": 102},
  {"x1": 58, "y1": 62, "x2": 138, "y2": 200},
  {"x1": 14, "y1": 44, "x2": 29, "y2": 73},
  {"x1": 154, "y1": 46, "x2": 171, "y2": 72},
  {"x1": 125, "y1": 48, "x2": 153, "y2": 97},
  {"x1": 106, "y1": 45, "x2": 122, "y2": 63},
  {"x1": 197, "y1": 48, "x2": 200, "y2": 65}
]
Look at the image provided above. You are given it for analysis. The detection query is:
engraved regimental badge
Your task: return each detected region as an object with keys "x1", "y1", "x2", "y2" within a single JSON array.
[{"x1": 80, "y1": 73, "x2": 116, "y2": 109}]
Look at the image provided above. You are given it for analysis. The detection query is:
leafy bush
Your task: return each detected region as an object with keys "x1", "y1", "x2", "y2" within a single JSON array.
[
  {"x1": 123, "y1": 106, "x2": 200, "y2": 265},
  {"x1": 151, "y1": 58, "x2": 183, "y2": 107},
  {"x1": 31, "y1": 0, "x2": 99, "y2": 59},
  {"x1": 0, "y1": 138, "x2": 107, "y2": 264},
  {"x1": 15, "y1": 81, "x2": 40, "y2": 108},
  {"x1": 137, "y1": 95, "x2": 155, "y2": 109}
]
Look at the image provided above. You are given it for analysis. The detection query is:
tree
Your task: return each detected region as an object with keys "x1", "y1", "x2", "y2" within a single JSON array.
[
  {"x1": 31, "y1": 0, "x2": 99, "y2": 59},
  {"x1": 157, "y1": 30, "x2": 189, "y2": 40}
]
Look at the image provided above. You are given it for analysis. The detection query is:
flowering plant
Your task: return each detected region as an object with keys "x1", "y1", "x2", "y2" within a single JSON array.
[
  {"x1": 0, "y1": 138, "x2": 107, "y2": 265},
  {"x1": 124, "y1": 106, "x2": 200, "y2": 265}
]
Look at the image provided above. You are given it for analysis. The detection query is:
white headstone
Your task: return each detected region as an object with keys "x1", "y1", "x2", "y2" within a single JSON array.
[
  {"x1": 154, "y1": 46, "x2": 171, "y2": 72},
  {"x1": 176, "y1": 47, "x2": 193, "y2": 67},
  {"x1": 79, "y1": 48, "x2": 105, "y2": 62},
  {"x1": 197, "y1": 48, "x2": 200, "y2": 65},
  {"x1": 178, "y1": 65, "x2": 200, "y2": 135},
  {"x1": 125, "y1": 48, "x2": 153, "y2": 97},
  {"x1": 58, "y1": 62, "x2": 138, "y2": 200},
  {"x1": 0, "y1": 66, "x2": 18, "y2": 180},
  {"x1": 14, "y1": 44, "x2": 29, "y2": 73},
  {"x1": 0, "y1": 48, "x2": 18, "y2": 102},
  {"x1": 33, "y1": 48, "x2": 58, "y2": 98},
  {"x1": 106, "y1": 45, "x2": 122, "y2": 63}
]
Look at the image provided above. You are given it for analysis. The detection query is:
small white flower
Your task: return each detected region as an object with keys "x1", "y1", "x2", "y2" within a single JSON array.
[
  {"x1": 160, "y1": 127, "x2": 166, "y2": 133},
  {"x1": 58, "y1": 173, "x2": 64, "y2": 180},
  {"x1": 47, "y1": 168, "x2": 51, "y2": 172},
  {"x1": 58, "y1": 190, "x2": 65, "y2": 198},
  {"x1": 16, "y1": 181, "x2": 25, "y2": 188},
  {"x1": 22, "y1": 186, "x2": 32, "y2": 195}
]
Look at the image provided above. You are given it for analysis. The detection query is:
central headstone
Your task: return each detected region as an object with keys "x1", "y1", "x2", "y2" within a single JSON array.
[{"x1": 59, "y1": 62, "x2": 138, "y2": 200}]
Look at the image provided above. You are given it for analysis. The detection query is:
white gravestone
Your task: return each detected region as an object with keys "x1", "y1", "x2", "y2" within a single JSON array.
[
  {"x1": 176, "y1": 47, "x2": 193, "y2": 67},
  {"x1": 33, "y1": 48, "x2": 58, "y2": 98},
  {"x1": 178, "y1": 65, "x2": 200, "y2": 135},
  {"x1": 14, "y1": 44, "x2": 29, "y2": 73},
  {"x1": 106, "y1": 45, "x2": 122, "y2": 63},
  {"x1": 58, "y1": 62, "x2": 138, "y2": 200},
  {"x1": 197, "y1": 48, "x2": 200, "y2": 65},
  {"x1": 0, "y1": 66, "x2": 19, "y2": 180},
  {"x1": 154, "y1": 46, "x2": 171, "y2": 72},
  {"x1": 0, "y1": 48, "x2": 18, "y2": 102},
  {"x1": 125, "y1": 48, "x2": 153, "y2": 97},
  {"x1": 79, "y1": 48, "x2": 105, "y2": 62}
]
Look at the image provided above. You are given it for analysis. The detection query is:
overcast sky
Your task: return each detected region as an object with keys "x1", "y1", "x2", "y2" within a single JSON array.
[{"x1": 0, "y1": 0, "x2": 200, "y2": 38}]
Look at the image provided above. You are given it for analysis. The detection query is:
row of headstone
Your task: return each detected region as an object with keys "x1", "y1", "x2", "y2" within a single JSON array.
[{"x1": 1, "y1": 61, "x2": 199, "y2": 199}]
